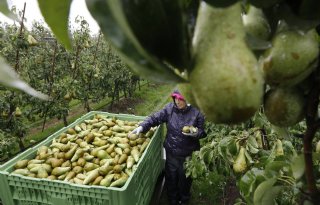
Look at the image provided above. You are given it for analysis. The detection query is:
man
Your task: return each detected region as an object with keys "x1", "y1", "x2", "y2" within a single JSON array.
[{"x1": 130, "y1": 90, "x2": 206, "y2": 205}]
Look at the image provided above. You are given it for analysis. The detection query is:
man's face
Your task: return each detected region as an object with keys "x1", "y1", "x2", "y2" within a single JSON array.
[{"x1": 174, "y1": 98, "x2": 187, "y2": 109}]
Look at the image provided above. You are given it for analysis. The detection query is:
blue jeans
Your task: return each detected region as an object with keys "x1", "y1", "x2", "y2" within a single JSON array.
[{"x1": 165, "y1": 150, "x2": 192, "y2": 205}]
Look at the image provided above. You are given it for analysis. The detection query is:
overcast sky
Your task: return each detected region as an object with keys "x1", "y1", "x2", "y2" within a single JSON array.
[{"x1": 0, "y1": 0, "x2": 100, "y2": 34}]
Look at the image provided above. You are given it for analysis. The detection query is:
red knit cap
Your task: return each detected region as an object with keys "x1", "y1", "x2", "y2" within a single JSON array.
[{"x1": 171, "y1": 90, "x2": 185, "y2": 101}]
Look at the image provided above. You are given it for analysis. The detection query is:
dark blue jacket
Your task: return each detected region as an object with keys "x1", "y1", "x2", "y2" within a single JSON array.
[{"x1": 140, "y1": 102, "x2": 206, "y2": 157}]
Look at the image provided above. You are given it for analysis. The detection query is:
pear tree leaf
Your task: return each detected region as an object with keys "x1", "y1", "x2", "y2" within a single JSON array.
[
  {"x1": 272, "y1": 125, "x2": 290, "y2": 140},
  {"x1": 313, "y1": 152, "x2": 320, "y2": 161},
  {"x1": 239, "y1": 168, "x2": 267, "y2": 203},
  {"x1": 0, "y1": 57, "x2": 48, "y2": 100},
  {"x1": 37, "y1": 0, "x2": 72, "y2": 50},
  {"x1": 0, "y1": 0, "x2": 17, "y2": 20},
  {"x1": 218, "y1": 137, "x2": 235, "y2": 162},
  {"x1": 265, "y1": 160, "x2": 289, "y2": 175},
  {"x1": 266, "y1": 143, "x2": 277, "y2": 164},
  {"x1": 260, "y1": 186, "x2": 283, "y2": 205},
  {"x1": 227, "y1": 137, "x2": 238, "y2": 156},
  {"x1": 291, "y1": 154, "x2": 305, "y2": 180},
  {"x1": 283, "y1": 140, "x2": 297, "y2": 157},
  {"x1": 248, "y1": 135, "x2": 259, "y2": 149},
  {"x1": 253, "y1": 177, "x2": 277, "y2": 205},
  {"x1": 85, "y1": 0, "x2": 185, "y2": 83},
  {"x1": 121, "y1": 0, "x2": 191, "y2": 71},
  {"x1": 244, "y1": 148, "x2": 254, "y2": 164}
]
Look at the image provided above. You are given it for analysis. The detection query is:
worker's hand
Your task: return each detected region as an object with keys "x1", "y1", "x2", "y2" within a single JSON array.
[
  {"x1": 129, "y1": 126, "x2": 143, "y2": 139},
  {"x1": 132, "y1": 126, "x2": 143, "y2": 135}
]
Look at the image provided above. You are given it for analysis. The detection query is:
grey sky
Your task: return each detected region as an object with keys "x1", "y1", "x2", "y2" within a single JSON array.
[{"x1": 0, "y1": 0, "x2": 100, "y2": 34}]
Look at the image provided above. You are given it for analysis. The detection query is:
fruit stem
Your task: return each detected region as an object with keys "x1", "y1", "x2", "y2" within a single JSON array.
[{"x1": 277, "y1": 177, "x2": 294, "y2": 186}]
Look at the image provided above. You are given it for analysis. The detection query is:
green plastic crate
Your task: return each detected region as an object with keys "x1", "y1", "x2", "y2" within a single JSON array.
[{"x1": 0, "y1": 111, "x2": 164, "y2": 205}]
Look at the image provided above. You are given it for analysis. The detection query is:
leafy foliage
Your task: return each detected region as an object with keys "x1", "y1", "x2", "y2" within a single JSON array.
[
  {"x1": 184, "y1": 112, "x2": 319, "y2": 204},
  {"x1": 0, "y1": 12, "x2": 140, "y2": 162}
]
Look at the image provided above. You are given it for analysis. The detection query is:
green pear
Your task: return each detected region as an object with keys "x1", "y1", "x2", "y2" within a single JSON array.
[
  {"x1": 63, "y1": 92, "x2": 72, "y2": 101},
  {"x1": 15, "y1": 107, "x2": 22, "y2": 117},
  {"x1": 182, "y1": 126, "x2": 190, "y2": 133},
  {"x1": 27, "y1": 34, "x2": 38, "y2": 46},
  {"x1": 242, "y1": 5, "x2": 271, "y2": 40},
  {"x1": 262, "y1": 29, "x2": 319, "y2": 87},
  {"x1": 190, "y1": 2, "x2": 263, "y2": 123},
  {"x1": 233, "y1": 147, "x2": 247, "y2": 173},
  {"x1": 275, "y1": 139, "x2": 284, "y2": 156},
  {"x1": 264, "y1": 88, "x2": 305, "y2": 127}
]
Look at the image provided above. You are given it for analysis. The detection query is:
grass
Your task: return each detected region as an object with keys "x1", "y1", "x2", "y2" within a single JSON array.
[
  {"x1": 134, "y1": 83, "x2": 175, "y2": 116},
  {"x1": 24, "y1": 113, "x2": 86, "y2": 147}
]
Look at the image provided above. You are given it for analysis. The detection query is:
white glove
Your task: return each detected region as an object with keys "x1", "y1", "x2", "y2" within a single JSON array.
[
  {"x1": 129, "y1": 126, "x2": 143, "y2": 139},
  {"x1": 182, "y1": 132, "x2": 198, "y2": 137},
  {"x1": 131, "y1": 126, "x2": 143, "y2": 135}
]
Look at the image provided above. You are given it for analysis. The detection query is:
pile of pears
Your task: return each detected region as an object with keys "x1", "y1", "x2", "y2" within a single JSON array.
[{"x1": 86, "y1": 0, "x2": 319, "y2": 126}]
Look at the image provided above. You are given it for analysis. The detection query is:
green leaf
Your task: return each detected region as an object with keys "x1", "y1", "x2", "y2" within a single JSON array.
[
  {"x1": 0, "y1": 0, "x2": 17, "y2": 20},
  {"x1": 253, "y1": 177, "x2": 277, "y2": 205},
  {"x1": 121, "y1": 0, "x2": 192, "y2": 71},
  {"x1": 86, "y1": 0, "x2": 185, "y2": 83},
  {"x1": 283, "y1": 140, "x2": 297, "y2": 157},
  {"x1": 199, "y1": 145, "x2": 211, "y2": 161},
  {"x1": 244, "y1": 148, "x2": 254, "y2": 164},
  {"x1": 313, "y1": 152, "x2": 320, "y2": 161},
  {"x1": 228, "y1": 138, "x2": 238, "y2": 156},
  {"x1": 248, "y1": 135, "x2": 259, "y2": 149},
  {"x1": 272, "y1": 126, "x2": 289, "y2": 140},
  {"x1": 291, "y1": 154, "x2": 305, "y2": 180},
  {"x1": 260, "y1": 186, "x2": 283, "y2": 205},
  {"x1": 266, "y1": 143, "x2": 277, "y2": 164},
  {"x1": 218, "y1": 137, "x2": 236, "y2": 163},
  {"x1": 37, "y1": 0, "x2": 72, "y2": 50},
  {"x1": 252, "y1": 112, "x2": 268, "y2": 128},
  {"x1": 239, "y1": 168, "x2": 267, "y2": 203},
  {"x1": 0, "y1": 57, "x2": 48, "y2": 100},
  {"x1": 265, "y1": 161, "x2": 289, "y2": 175},
  {"x1": 205, "y1": 149, "x2": 215, "y2": 164},
  {"x1": 247, "y1": 141, "x2": 259, "y2": 154}
]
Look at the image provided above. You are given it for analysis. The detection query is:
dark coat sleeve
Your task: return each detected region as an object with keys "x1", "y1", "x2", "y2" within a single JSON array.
[
  {"x1": 195, "y1": 111, "x2": 206, "y2": 139},
  {"x1": 139, "y1": 103, "x2": 171, "y2": 133}
]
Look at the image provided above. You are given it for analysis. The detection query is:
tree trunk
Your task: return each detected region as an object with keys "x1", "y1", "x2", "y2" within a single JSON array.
[
  {"x1": 303, "y1": 62, "x2": 320, "y2": 204},
  {"x1": 17, "y1": 134, "x2": 25, "y2": 150},
  {"x1": 63, "y1": 115, "x2": 68, "y2": 127},
  {"x1": 42, "y1": 114, "x2": 47, "y2": 132},
  {"x1": 84, "y1": 99, "x2": 91, "y2": 112},
  {"x1": 123, "y1": 87, "x2": 127, "y2": 98}
]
